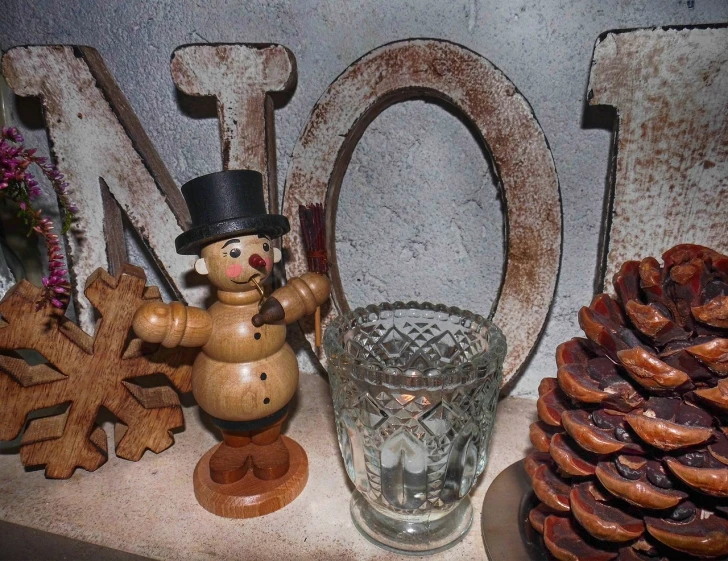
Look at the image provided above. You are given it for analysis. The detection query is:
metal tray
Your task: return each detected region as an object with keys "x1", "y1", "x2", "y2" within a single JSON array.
[{"x1": 481, "y1": 459, "x2": 549, "y2": 560}]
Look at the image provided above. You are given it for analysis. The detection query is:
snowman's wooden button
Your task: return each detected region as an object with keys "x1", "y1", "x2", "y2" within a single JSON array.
[
  {"x1": 254, "y1": 332, "x2": 261, "y2": 340},
  {"x1": 260, "y1": 373, "x2": 267, "y2": 380},
  {"x1": 264, "y1": 397, "x2": 270, "y2": 404}
]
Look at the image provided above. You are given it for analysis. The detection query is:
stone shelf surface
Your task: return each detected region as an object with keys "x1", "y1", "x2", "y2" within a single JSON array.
[{"x1": 0, "y1": 367, "x2": 536, "y2": 561}]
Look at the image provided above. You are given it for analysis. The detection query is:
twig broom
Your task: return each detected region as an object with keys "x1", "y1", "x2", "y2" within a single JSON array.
[{"x1": 298, "y1": 203, "x2": 328, "y2": 347}]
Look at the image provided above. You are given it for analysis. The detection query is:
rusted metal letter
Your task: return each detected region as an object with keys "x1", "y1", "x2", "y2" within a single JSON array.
[
  {"x1": 589, "y1": 26, "x2": 728, "y2": 289},
  {"x1": 1, "y1": 46, "x2": 201, "y2": 328},
  {"x1": 171, "y1": 44, "x2": 296, "y2": 212},
  {"x1": 282, "y1": 39, "x2": 562, "y2": 389}
]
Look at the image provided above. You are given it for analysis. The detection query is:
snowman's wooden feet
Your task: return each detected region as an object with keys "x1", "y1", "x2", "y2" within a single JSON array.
[
  {"x1": 208, "y1": 442, "x2": 253, "y2": 484},
  {"x1": 252, "y1": 437, "x2": 290, "y2": 480},
  {"x1": 193, "y1": 436, "x2": 308, "y2": 518}
]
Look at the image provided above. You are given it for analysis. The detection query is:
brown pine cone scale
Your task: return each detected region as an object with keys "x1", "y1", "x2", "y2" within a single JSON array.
[
  {"x1": 543, "y1": 515, "x2": 618, "y2": 561},
  {"x1": 569, "y1": 481, "x2": 645, "y2": 542},
  {"x1": 550, "y1": 433, "x2": 598, "y2": 476},
  {"x1": 624, "y1": 399, "x2": 714, "y2": 451},
  {"x1": 595, "y1": 460, "x2": 687, "y2": 509},
  {"x1": 645, "y1": 509, "x2": 728, "y2": 558},
  {"x1": 527, "y1": 245, "x2": 728, "y2": 560},
  {"x1": 530, "y1": 420, "x2": 560, "y2": 452},
  {"x1": 666, "y1": 453, "x2": 728, "y2": 498}
]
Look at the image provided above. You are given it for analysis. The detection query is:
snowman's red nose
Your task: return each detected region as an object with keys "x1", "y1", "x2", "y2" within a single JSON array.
[{"x1": 249, "y1": 254, "x2": 266, "y2": 268}]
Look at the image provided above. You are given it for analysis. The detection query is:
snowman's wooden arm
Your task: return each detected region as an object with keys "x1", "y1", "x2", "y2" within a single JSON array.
[
  {"x1": 253, "y1": 272, "x2": 330, "y2": 326},
  {"x1": 132, "y1": 302, "x2": 213, "y2": 348}
]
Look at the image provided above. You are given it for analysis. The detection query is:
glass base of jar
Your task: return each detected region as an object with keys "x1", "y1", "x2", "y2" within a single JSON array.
[{"x1": 350, "y1": 492, "x2": 473, "y2": 555}]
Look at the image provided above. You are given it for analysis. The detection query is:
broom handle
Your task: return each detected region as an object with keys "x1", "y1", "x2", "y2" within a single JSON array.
[{"x1": 315, "y1": 305, "x2": 322, "y2": 347}]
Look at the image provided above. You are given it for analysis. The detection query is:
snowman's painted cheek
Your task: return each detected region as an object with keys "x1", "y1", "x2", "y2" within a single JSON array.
[
  {"x1": 226, "y1": 263, "x2": 243, "y2": 278},
  {"x1": 264, "y1": 257, "x2": 273, "y2": 271}
]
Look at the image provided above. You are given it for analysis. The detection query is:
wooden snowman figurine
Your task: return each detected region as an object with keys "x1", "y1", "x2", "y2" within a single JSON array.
[{"x1": 132, "y1": 170, "x2": 329, "y2": 518}]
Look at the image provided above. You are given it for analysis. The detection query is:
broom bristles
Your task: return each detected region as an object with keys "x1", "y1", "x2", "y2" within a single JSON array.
[{"x1": 299, "y1": 203, "x2": 328, "y2": 274}]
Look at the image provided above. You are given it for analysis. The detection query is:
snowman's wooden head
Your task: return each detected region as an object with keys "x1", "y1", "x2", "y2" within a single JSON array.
[{"x1": 195, "y1": 233, "x2": 282, "y2": 292}]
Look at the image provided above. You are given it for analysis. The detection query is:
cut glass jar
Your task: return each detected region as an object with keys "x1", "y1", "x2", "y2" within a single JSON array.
[{"x1": 324, "y1": 301, "x2": 506, "y2": 554}]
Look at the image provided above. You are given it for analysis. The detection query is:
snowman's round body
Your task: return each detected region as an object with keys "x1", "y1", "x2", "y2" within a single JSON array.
[{"x1": 191, "y1": 289, "x2": 298, "y2": 422}]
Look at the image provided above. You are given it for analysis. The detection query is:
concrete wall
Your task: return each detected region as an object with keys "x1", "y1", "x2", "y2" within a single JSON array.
[{"x1": 2, "y1": 0, "x2": 727, "y2": 398}]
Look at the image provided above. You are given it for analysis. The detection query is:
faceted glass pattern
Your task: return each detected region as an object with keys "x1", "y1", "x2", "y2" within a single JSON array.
[{"x1": 324, "y1": 302, "x2": 506, "y2": 553}]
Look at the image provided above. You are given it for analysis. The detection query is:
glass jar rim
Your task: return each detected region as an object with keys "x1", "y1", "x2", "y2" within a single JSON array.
[{"x1": 323, "y1": 300, "x2": 507, "y2": 388}]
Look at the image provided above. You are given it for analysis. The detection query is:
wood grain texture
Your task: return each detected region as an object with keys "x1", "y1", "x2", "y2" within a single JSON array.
[
  {"x1": 133, "y1": 279, "x2": 298, "y2": 424},
  {"x1": 0, "y1": 264, "x2": 196, "y2": 479},
  {"x1": 129, "y1": 230, "x2": 325, "y2": 517},
  {"x1": 190, "y1": 293, "x2": 298, "y2": 422},
  {"x1": 133, "y1": 301, "x2": 213, "y2": 348},
  {"x1": 210, "y1": 418, "x2": 289, "y2": 483},
  {"x1": 99, "y1": 177, "x2": 127, "y2": 275},
  {"x1": 262, "y1": 272, "x2": 330, "y2": 325},
  {"x1": 1, "y1": 46, "x2": 203, "y2": 332},
  {"x1": 588, "y1": 26, "x2": 728, "y2": 290},
  {"x1": 170, "y1": 44, "x2": 296, "y2": 214},
  {"x1": 193, "y1": 435, "x2": 308, "y2": 518},
  {"x1": 131, "y1": 232, "x2": 329, "y2": 420},
  {"x1": 282, "y1": 39, "x2": 562, "y2": 388}
]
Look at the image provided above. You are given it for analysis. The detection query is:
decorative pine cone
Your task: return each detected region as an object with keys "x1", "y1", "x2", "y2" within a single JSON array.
[{"x1": 527, "y1": 245, "x2": 728, "y2": 561}]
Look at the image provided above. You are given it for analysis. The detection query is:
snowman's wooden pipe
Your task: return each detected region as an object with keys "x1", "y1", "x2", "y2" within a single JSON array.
[{"x1": 252, "y1": 272, "x2": 330, "y2": 326}]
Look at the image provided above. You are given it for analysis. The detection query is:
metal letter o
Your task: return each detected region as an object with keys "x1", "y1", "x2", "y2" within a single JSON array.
[{"x1": 283, "y1": 39, "x2": 562, "y2": 389}]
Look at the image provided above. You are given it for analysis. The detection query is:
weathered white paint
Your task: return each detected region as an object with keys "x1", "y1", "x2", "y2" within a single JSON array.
[
  {"x1": 282, "y1": 40, "x2": 561, "y2": 389},
  {"x1": 171, "y1": 44, "x2": 296, "y2": 212},
  {"x1": 589, "y1": 26, "x2": 728, "y2": 289}
]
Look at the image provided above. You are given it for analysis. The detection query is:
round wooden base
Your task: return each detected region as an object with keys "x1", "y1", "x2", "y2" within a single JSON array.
[{"x1": 193, "y1": 436, "x2": 308, "y2": 518}]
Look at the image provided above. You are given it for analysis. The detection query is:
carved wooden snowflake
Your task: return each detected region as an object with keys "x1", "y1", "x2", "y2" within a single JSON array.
[{"x1": 0, "y1": 264, "x2": 196, "y2": 478}]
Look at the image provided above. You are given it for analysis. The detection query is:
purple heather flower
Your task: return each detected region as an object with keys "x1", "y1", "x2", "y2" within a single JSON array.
[{"x1": 1, "y1": 126, "x2": 78, "y2": 309}]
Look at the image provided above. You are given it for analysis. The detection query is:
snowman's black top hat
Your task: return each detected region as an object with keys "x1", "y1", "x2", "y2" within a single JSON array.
[{"x1": 175, "y1": 170, "x2": 290, "y2": 255}]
